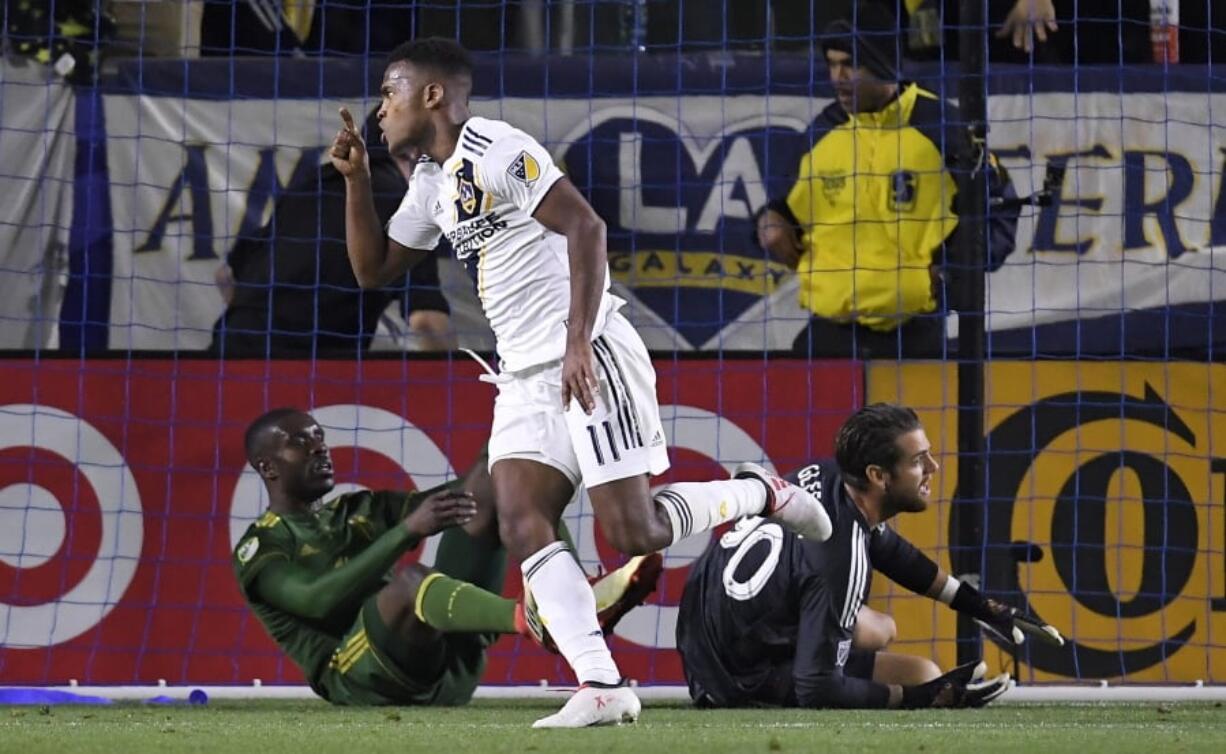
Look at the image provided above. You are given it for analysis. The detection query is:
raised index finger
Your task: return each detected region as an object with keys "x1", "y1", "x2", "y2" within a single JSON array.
[{"x1": 338, "y1": 106, "x2": 358, "y2": 134}]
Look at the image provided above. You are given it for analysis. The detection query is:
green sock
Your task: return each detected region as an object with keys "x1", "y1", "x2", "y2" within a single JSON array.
[
  {"x1": 415, "y1": 573, "x2": 517, "y2": 634},
  {"x1": 433, "y1": 514, "x2": 580, "y2": 592}
]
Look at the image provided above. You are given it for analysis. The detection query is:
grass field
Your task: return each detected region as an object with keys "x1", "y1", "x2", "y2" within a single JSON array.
[{"x1": 2, "y1": 700, "x2": 1224, "y2": 754}]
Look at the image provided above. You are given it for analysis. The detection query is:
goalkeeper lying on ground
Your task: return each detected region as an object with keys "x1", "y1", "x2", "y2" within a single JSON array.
[
  {"x1": 233, "y1": 408, "x2": 661, "y2": 705},
  {"x1": 676, "y1": 404, "x2": 1063, "y2": 709}
]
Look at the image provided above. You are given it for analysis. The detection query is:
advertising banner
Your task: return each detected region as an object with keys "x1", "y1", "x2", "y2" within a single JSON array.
[
  {"x1": 868, "y1": 361, "x2": 1226, "y2": 682},
  {"x1": 0, "y1": 357, "x2": 860, "y2": 685},
  {"x1": 91, "y1": 61, "x2": 1226, "y2": 353}
]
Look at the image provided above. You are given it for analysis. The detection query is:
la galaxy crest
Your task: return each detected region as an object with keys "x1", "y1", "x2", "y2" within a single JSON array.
[
  {"x1": 453, "y1": 158, "x2": 485, "y2": 221},
  {"x1": 458, "y1": 177, "x2": 478, "y2": 215}
]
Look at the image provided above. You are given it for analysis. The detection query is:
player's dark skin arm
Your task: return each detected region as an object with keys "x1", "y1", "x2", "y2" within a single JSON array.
[
  {"x1": 532, "y1": 176, "x2": 608, "y2": 414},
  {"x1": 330, "y1": 106, "x2": 428, "y2": 288},
  {"x1": 251, "y1": 491, "x2": 476, "y2": 622}
]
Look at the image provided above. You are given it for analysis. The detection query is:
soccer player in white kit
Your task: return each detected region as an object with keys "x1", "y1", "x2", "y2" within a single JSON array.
[{"x1": 331, "y1": 37, "x2": 832, "y2": 728}]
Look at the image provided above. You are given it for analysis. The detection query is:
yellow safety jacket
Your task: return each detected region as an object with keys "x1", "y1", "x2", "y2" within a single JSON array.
[{"x1": 787, "y1": 83, "x2": 966, "y2": 331}]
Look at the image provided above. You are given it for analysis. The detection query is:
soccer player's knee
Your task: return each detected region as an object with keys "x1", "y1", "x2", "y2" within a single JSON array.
[
  {"x1": 854, "y1": 608, "x2": 897, "y2": 651},
  {"x1": 916, "y1": 657, "x2": 942, "y2": 684},
  {"x1": 497, "y1": 514, "x2": 538, "y2": 561},
  {"x1": 880, "y1": 613, "x2": 898, "y2": 645},
  {"x1": 598, "y1": 519, "x2": 656, "y2": 555},
  {"x1": 391, "y1": 563, "x2": 431, "y2": 604}
]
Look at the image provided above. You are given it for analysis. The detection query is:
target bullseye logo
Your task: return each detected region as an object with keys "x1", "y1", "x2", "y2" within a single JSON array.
[
  {"x1": 228, "y1": 404, "x2": 456, "y2": 566},
  {"x1": 0, "y1": 484, "x2": 65, "y2": 569},
  {"x1": 0, "y1": 404, "x2": 143, "y2": 648}
]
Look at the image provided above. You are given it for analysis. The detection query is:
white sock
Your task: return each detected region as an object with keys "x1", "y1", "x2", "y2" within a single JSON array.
[
  {"x1": 521, "y1": 541, "x2": 621, "y2": 686},
  {"x1": 655, "y1": 479, "x2": 767, "y2": 545}
]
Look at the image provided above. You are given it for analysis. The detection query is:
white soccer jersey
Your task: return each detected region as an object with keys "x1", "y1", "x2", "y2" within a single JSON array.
[{"x1": 387, "y1": 117, "x2": 623, "y2": 372}]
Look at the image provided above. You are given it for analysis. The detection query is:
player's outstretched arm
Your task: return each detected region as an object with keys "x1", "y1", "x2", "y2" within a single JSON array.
[
  {"x1": 331, "y1": 106, "x2": 426, "y2": 288},
  {"x1": 868, "y1": 521, "x2": 1051, "y2": 646},
  {"x1": 532, "y1": 177, "x2": 607, "y2": 414},
  {"x1": 250, "y1": 491, "x2": 476, "y2": 622}
]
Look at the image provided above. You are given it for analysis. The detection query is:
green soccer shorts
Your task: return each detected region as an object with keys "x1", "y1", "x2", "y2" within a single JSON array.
[{"x1": 313, "y1": 594, "x2": 493, "y2": 706}]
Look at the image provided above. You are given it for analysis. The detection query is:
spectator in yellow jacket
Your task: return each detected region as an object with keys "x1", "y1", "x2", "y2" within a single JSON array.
[{"x1": 757, "y1": 2, "x2": 1019, "y2": 358}]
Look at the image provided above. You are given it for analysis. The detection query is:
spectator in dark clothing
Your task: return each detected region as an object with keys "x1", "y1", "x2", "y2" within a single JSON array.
[
  {"x1": 200, "y1": 1, "x2": 505, "y2": 57},
  {"x1": 210, "y1": 108, "x2": 453, "y2": 358},
  {"x1": 771, "y1": 0, "x2": 1150, "y2": 65}
]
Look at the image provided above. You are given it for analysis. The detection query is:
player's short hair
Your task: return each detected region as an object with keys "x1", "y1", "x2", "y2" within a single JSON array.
[
  {"x1": 835, "y1": 403, "x2": 921, "y2": 489},
  {"x1": 386, "y1": 37, "x2": 474, "y2": 79},
  {"x1": 244, "y1": 407, "x2": 303, "y2": 466}
]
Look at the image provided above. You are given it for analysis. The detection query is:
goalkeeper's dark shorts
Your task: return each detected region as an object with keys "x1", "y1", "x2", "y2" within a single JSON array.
[{"x1": 311, "y1": 595, "x2": 496, "y2": 706}]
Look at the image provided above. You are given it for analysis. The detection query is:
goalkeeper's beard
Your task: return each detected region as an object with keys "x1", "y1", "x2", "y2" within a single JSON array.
[{"x1": 881, "y1": 478, "x2": 927, "y2": 517}]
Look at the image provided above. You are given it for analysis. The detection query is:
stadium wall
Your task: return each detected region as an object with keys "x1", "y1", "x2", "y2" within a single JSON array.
[
  {"x1": 6, "y1": 58, "x2": 1226, "y2": 354},
  {"x1": 4, "y1": 357, "x2": 1225, "y2": 685},
  {"x1": 4, "y1": 54, "x2": 1226, "y2": 690}
]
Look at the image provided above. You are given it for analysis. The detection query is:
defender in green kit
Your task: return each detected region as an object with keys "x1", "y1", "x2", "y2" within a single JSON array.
[{"x1": 233, "y1": 408, "x2": 662, "y2": 705}]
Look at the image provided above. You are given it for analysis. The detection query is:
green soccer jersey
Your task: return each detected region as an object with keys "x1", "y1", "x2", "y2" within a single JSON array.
[{"x1": 232, "y1": 487, "x2": 427, "y2": 686}]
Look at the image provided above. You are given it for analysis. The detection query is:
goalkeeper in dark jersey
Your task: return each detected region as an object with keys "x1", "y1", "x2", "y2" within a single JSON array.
[
  {"x1": 676, "y1": 404, "x2": 1064, "y2": 710},
  {"x1": 233, "y1": 408, "x2": 661, "y2": 705}
]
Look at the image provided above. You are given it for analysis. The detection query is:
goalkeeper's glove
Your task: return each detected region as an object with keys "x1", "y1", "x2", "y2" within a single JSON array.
[
  {"x1": 948, "y1": 581, "x2": 1065, "y2": 647},
  {"x1": 960, "y1": 672, "x2": 1012, "y2": 708},
  {"x1": 900, "y1": 660, "x2": 1012, "y2": 709},
  {"x1": 974, "y1": 598, "x2": 1065, "y2": 647}
]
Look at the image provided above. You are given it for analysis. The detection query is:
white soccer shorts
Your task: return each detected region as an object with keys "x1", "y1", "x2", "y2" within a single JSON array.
[{"x1": 487, "y1": 311, "x2": 670, "y2": 488}]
